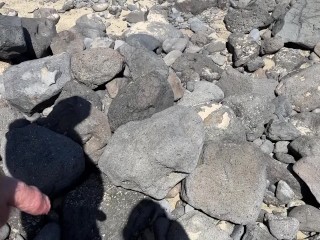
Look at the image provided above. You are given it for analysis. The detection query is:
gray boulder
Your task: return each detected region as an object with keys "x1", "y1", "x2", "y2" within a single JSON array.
[
  {"x1": 228, "y1": 33, "x2": 260, "y2": 67},
  {"x1": 125, "y1": 34, "x2": 161, "y2": 51},
  {"x1": 289, "y1": 136, "x2": 320, "y2": 158},
  {"x1": 196, "y1": 102, "x2": 247, "y2": 143},
  {"x1": 273, "y1": 0, "x2": 320, "y2": 49},
  {"x1": 167, "y1": 210, "x2": 232, "y2": 240},
  {"x1": 33, "y1": 8, "x2": 60, "y2": 25},
  {"x1": 266, "y1": 119, "x2": 301, "y2": 141},
  {"x1": 1, "y1": 124, "x2": 85, "y2": 195},
  {"x1": 276, "y1": 64, "x2": 320, "y2": 112},
  {"x1": 21, "y1": 17, "x2": 57, "y2": 58},
  {"x1": 223, "y1": 94, "x2": 275, "y2": 141},
  {"x1": 107, "y1": 71, "x2": 174, "y2": 131},
  {"x1": 224, "y1": 5, "x2": 273, "y2": 33},
  {"x1": 75, "y1": 13, "x2": 106, "y2": 38},
  {"x1": 124, "y1": 21, "x2": 183, "y2": 43},
  {"x1": 216, "y1": 67, "x2": 278, "y2": 99},
  {"x1": 118, "y1": 43, "x2": 169, "y2": 81},
  {"x1": 288, "y1": 205, "x2": 320, "y2": 232},
  {"x1": 71, "y1": 48, "x2": 124, "y2": 89},
  {"x1": 162, "y1": 38, "x2": 188, "y2": 53},
  {"x1": 172, "y1": 53, "x2": 222, "y2": 82},
  {"x1": 50, "y1": 30, "x2": 85, "y2": 55},
  {"x1": 293, "y1": 156, "x2": 320, "y2": 204},
  {"x1": 260, "y1": 37, "x2": 284, "y2": 54},
  {"x1": 174, "y1": 0, "x2": 218, "y2": 15},
  {"x1": 290, "y1": 112, "x2": 320, "y2": 136},
  {"x1": 182, "y1": 141, "x2": 267, "y2": 224},
  {"x1": 3, "y1": 53, "x2": 71, "y2": 114},
  {"x1": 267, "y1": 214, "x2": 299, "y2": 240},
  {"x1": 276, "y1": 180, "x2": 295, "y2": 204},
  {"x1": 242, "y1": 223, "x2": 276, "y2": 240},
  {"x1": 99, "y1": 106, "x2": 205, "y2": 199},
  {"x1": 178, "y1": 81, "x2": 224, "y2": 107},
  {"x1": 246, "y1": 57, "x2": 265, "y2": 72},
  {"x1": 0, "y1": 15, "x2": 27, "y2": 59}
]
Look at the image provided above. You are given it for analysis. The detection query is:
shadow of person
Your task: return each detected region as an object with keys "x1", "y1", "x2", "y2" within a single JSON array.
[
  {"x1": 123, "y1": 199, "x2": 190, "y2": 240},
  {"x1": 3, "y1": 96, "x2": 105, "y2": 239}
]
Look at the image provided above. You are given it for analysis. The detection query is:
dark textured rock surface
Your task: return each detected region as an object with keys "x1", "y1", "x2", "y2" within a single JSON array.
[
  {"x1": 182, "y1": 142, "x2": 267, "y2": 224},
  {"x1": 0, "y1": 15, "x2": 27, "y2": 59},
  {"x1": 71, "y1": 48, "x2": 124, "y2": 89},
  {"x1": 107, "y1": 71, "x2": 174, "y2": 131},
  {"x1": 224, "y1": 5, "x2": 273, "y2": 33},
  {"x1": 273, "y1": 0, "x2": 320, "y2": 49},
  {"x1": 100, "y1": 106, "x2": 205, "y2": 199},
  {"x1": 3, "y1": 53, "x2": 71, "y2": 114},
  {"x1": 276, "y1": 64, "x2": 320, "y2": 112}
]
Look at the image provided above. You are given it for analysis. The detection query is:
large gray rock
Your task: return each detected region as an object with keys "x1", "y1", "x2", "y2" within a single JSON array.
[
  {"x1": 216, "y1": 67, "x2": 278, "y2": 99},
  {"x1": 124, "y1": 21, "x2": 183, "y2": 43},
  {"x1": 265, "y1": 157, "x2": 303, "y2": 199},
  {"x1": 62, "y1": 171, "x2": 148, "y2": 240},
  {"x1": 242, "y1": 223, "x2": 276, "y2": 240},
  {"x1": 224, "y1": 5, "x2": 273, "y2": 33},
  {"x1": 99, "y1": 106, "x2": 205, "y2": 199},
  {"x1": 289, "y1": 136, "x2": 320, "y2": 158},
  {"x1": 174, "y1": 0, "x2": 218, "y2": 15},
  {"x1": 223, "y1": 94, "x2": 275, "y2": 141},
  {"x1": 288, "y1": 205, "x2": 320, "y2": 232},
  {"x1": 0, "y1": 15, "x2": 27, "y2": 59},
  {"x1": 182, "y1": 141, "x2": 267, "y2": 224},
  {"x1": 178, "y1": 81, "x2": 224, "y2": 107},
  {"x1": 107, "y1": 71, "x2": 174, "y2": 131},
  {"x1": 293, "y1": 156, "x2": 320, "y2": 204},
  {"x1": 125, "y1": 34, "x2": 161, "y2": 51},
  {"x1": 272, "y1": 0, "x2": 320, "y2": 49},
  {"x1": 167, "y1": 210, "x2": 232, "y2": 240},
  {"x1": 21, "y1": 17, "x2": 57, "y2": 58},
  {"x1": 228, "y1": 33, "x2": 260, "y2": 67},
  {"x1": 1, "y1": 124, "x2": 85, "y2": 195},
  {"x1": 196, "y1": 102, "x2": 247, "y2": 143},
  {"x1": 71, "y1": 48, "x2": 124, "y2": 89},
  {"x1": 3, "y1": 53, "x2": 71, "y2": 114},
  {"x1": 118, "y1": 43, "x2": 169, "y2": 81},
  {"x1": 50, "y1": 30, "x2": 85, "y2": 55},
  {"x1": 172, "y1": 53, "x2": 222, "y2": 82},
  {"x1": 75, "y1": 13, "x2": 106, "y2": 39},
  {"x1": 276, "y1": 64, "x2": 320, "y2": 112},
  {"x1": 267, "y1": 47, "x2": 307, "y2": 80},
  {"x1": 290, "y1": 112, "x2": 320, "y2": 136},
  {"x1": 267, "y1": 214, "x2": 299, "y2": 240},
  {"x1": 266, "y1": 119, "x2": 301, "y2": 141},
  {"x1": 38, "y1": 96, "x2": 111, "y2": 163}
]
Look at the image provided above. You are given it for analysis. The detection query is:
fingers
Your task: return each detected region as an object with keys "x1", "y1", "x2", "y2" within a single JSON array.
[{"x1": 3, "y1": 177, "x2": 51, "y2": 215}]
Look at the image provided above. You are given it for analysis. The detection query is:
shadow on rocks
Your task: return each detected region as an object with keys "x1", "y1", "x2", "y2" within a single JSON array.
[
  {"x1": 123, "y1": 199, "x2": 189, "y2": 240},
  {"x1": 3, "y1": 97, "x2": 105, "y2": 239}
]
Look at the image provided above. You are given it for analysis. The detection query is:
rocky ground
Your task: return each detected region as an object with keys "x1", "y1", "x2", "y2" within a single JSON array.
[{"x1": 0, "y1": 0, "x2": 320, "y2": 239}]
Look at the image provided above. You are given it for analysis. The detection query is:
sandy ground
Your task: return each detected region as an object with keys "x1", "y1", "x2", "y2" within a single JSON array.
[{"x1": 1, "y1": 0, "x2": 156, "y2": 34}]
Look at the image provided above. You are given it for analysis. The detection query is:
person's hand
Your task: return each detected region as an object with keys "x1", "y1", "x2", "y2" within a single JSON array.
[{"x1": 0, "y1": 176, "x2": 51, "y2": 227}]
